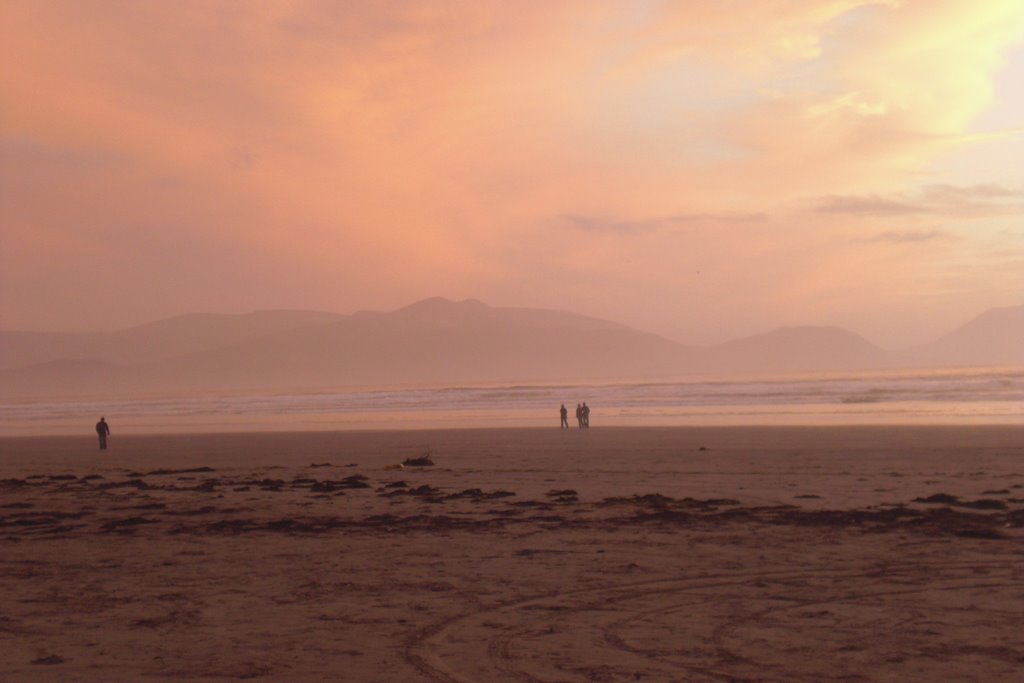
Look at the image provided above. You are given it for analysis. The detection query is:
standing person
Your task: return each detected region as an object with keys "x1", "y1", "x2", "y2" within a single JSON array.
[
  {"x1": 575, "y1": 403, "x2": 583, "y2": 429},
  {"x1": 95, "y1": 417, "x2": 110, "y2": 450},
  {"x1": 560, "y1": 404, "x2": 569, "y2": 429},
  {"x1": 582, "y1": 402, "x2": 590, "y2": 428}
]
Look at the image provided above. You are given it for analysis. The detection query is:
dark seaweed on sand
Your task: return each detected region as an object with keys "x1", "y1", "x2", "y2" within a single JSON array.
[{"x1": 913, "y1": 493, "x2": 1008, "y2": 510}]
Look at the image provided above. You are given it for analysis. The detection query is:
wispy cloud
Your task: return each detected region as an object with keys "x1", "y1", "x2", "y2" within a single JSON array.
[
  {"x1": 815, "y1": 184, "x2": 1024, "y2": 218},
  {"x1": 862, "y1": 229, "x2": 955, "y2": 244},
  {"x1": 0, "y1": 137, "x2": 126, "y2": 170},
  {"x1": 816, "y1": 195, "x2": 921, "y2": 216},
  {"x1": 562, "y1": 212, "x2": 766, "y2": 235},
  {"x1": 1, "y1": 0, "x2": 1021, "y2": 343}
]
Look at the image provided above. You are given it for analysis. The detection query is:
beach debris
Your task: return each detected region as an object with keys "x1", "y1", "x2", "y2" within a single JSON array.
[
  {"x1": 913, "y1": 493, "x2": 959, "y2": 505},
  {"x1": 31, "y1": 655, "x2": 66, "y2": 665},
  {"x1": 383, "y1": 481, "x2": 408, "y2": 488},
  {"x1": 309, "y1": 462, "x2": 331, "y2": 468},
  {"x1": 446, "y1": 488, "x2": 515, "y2": 501},
  {"x1": 508, "y1": 500, "x2": 553, "y2": 509},
  {"x1": 599, "y1": 494, "x2": 740, "y2": 512},
  {"x1": 601, "y1": 493, "x2": 675, "y2": 507},
  {"x1": 143, "y1": 467, "x2": 215, "y2": 476},
  {"x1": 97, "y1": 479, "x2": 151, "y2": 490},
  {"x1": 381, "y1": 484, "x2": 514, "y2": 501},
  {"x1": 404, "y1": 484, "x2": 440, "y2": 496},
  {"x1": 546, "y1": 489, "x2": 578, "y2": 503},
  {"x1": 515, "y1": 548, "x2": 569, "y2": 558},
  {"x1": 383, "y1": 463, "x2": 405, "y2": 471},
  {"x1": 111, "y1": 502, "x2": 166, "y2": 511},
  {"x1": 101, "y1": 516, "x2": 159, "y2": 533},
  {"x1": 954, "y1": 527, "x2": 1006, "y2": 539},
  {"x1": 909, "y1": 493, "x2": 1003, "y2": 509},
  {"x1": 956, "y1": 499, "x2": 1008, "y2": 510},
  {"x1": 381, "y1": 484, "x2": 444, "y2": 502},
  {"x1": 445, "y1": 488, "x2": 483, "y2": 499},
  {"x1": 306, "y1": 476, "x2": 371, "y2": 493},
  {"x1": 403, "y1": 449, "x2": 436, "y2": 467}
]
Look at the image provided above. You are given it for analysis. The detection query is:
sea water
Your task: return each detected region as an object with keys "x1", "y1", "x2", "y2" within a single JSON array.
[{"x1": 1, "y1": 366, "x2": 1021, "y2": 435}]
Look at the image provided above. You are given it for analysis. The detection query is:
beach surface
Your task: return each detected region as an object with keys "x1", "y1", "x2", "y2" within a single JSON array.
[{"x1": 2, "y1": 426, "x2": 1023, "y2": 682}]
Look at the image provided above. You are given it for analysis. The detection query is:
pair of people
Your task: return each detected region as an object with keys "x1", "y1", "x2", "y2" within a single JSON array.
[{"x1": 559, "y1": 403, "x2": 590, "y2": 429}]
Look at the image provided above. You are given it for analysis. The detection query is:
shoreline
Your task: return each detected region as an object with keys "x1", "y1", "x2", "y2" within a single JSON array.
[
  {"x1": 3, "y1": 366, "x2": 1021, "y2": 437},
  {"x1": 3, "y1": 407, "x2": 1024, "y2": 437}
]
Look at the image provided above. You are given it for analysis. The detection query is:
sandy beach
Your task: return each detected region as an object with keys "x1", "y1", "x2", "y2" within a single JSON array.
[{"x1": 2, "y1": 426, "x2": 1023, "y2": 682}]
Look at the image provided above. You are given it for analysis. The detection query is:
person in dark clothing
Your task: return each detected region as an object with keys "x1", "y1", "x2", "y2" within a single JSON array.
[
  {"x1": 96, "y1": 417, "x2": 110, "y2": 450},
  {"x1": 560, "y1": 404, "x2": 569, "y2": 429},
  {"x1": 582, "y1": 403, "x2": 590, "y2": 428},
  {"x1": 575, "y1": 403, "x2": 583, "y2": 429}
]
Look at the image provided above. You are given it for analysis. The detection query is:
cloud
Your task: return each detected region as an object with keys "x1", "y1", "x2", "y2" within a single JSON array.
[
  {"x1": 562, "y1": 212, "x2": 767, "y2": 235},
  {"x1": 923, "y1": 183, "x2": 1024, "y2": 202},
  {"x1": 0, "y1": 137, "x2": 126, "y2": 172},
  {"x1": 815, "y1": 195, "x2": 922, "y2": 216},
  {"x1": 862, "y1": 229, "x2": 956, "y2": 244},
  {"x1": 816, "y1": 184, "x2": 1024, "y2": 217},
  {"x1": 0, "y1": 1, "x2": 1021, "y2": 342}
]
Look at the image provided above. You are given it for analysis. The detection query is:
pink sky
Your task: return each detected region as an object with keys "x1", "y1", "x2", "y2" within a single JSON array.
[{"x1": 1, "y1": 1, "x2": 1022, "y2": 347}]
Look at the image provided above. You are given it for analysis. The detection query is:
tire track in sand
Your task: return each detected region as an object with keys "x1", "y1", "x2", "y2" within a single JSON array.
[{"x1": 405, "y1": 559, "x2": 1021, "y2": 683}]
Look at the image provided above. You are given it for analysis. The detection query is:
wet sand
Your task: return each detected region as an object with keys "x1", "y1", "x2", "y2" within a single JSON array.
[{"x1": 2, "y1": 426, "x2": 1023, "y2": 681}]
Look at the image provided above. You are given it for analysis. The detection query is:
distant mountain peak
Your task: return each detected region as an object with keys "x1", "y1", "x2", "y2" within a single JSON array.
[
  {"x1": 708, "y1": 324, "x2": 884, "y2": 372},
  {"x1": 913, "y1": 303, "x2": 1024, "y2": 367},
  {"x1": 396, "y1": 297, "x2": 489, "y2": 313},
  {"x1": 2, "y1": 300, "x2": 1020, "y2": 401},
  {"x1": 731, "y1": 325, "x2": 879, "y2": 346},
  {"x1": 772, "y1": 325, "x2": 852, "y2": 333},
  {"x1": 954, "y1": 303, "x2": 1023, "y2": 328}
]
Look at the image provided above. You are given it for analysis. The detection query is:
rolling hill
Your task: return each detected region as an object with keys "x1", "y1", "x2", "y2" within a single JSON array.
[
  {"x1": 0, "y1": 299, "x2": 1019, "y2": 400},
  {"x1": 0, "y1": 299, "x2": 693, "y2": 398},
  {"x1": 908, "y1": 305, "x2": 1024, "y2": 367}
]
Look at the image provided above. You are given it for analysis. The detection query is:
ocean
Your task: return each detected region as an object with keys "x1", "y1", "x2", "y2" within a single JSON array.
[{"x1": 1, "y1": 366, "x2": 1021, "y2": 435}]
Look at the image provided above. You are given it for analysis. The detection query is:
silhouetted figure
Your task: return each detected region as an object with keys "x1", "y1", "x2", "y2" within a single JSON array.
[
  {"x1": 560, "y1": 404, "x2": 569, "y2": 429},
  {"x1": 582, "y1": 402, "x2": 590, "y2": 428},
  {"x1": 576, "y1": 403, "x2": 583, "y2": 429},
  {"x1": 96, "y1": 417, "x2": 110, "y2": 450}
]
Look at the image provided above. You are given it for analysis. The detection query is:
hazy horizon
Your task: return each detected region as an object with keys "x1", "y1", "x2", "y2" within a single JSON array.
[
  {"x1": 2, "y1": 2, "x2": 1023, "y2": 349},
  {"x1": 1, "y1": 296, "x2": 1020, "y2": 409},
  {"x1": 2, "y1": 294, "x2": 1022, "y2": 351}
]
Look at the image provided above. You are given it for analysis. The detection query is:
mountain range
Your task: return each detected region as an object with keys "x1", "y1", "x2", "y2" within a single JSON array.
[{"x1": 1, "y1": 298, "x2": 1021, "y2": 400}]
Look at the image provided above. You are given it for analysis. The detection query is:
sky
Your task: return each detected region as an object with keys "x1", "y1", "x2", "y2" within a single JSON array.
[{"x1": 1, "y1": 0, "x2": 1022, "y2": 348}]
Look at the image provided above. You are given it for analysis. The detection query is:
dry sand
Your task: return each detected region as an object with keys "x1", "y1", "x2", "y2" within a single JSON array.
[{"x1": 1, "y1": 426, "x2": 1023, "y2": 682}]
